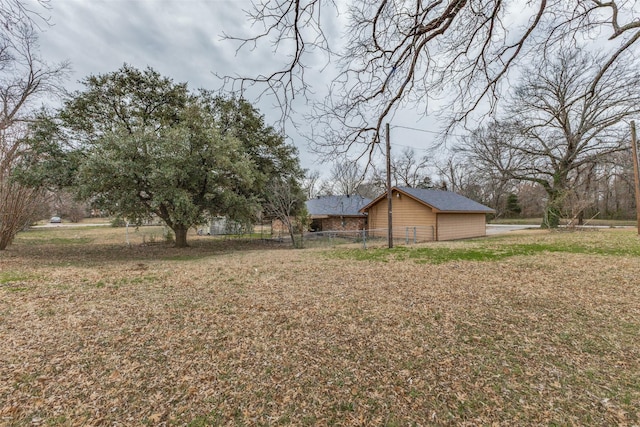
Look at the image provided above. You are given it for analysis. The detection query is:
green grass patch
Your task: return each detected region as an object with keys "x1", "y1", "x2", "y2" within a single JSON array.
[
  {"x1": 6, "y1": 286, "x2": 30, "y2": 292},
  {"x1": 15, "y1": 235, "x2": 93, "y2": 246},
  {"x1": 187, "y1": 412, "x2": 224, "y2": 427},
  {"x1": 330, "y1": 230, "x2": 640, "y2": 264},
  {"x1": 0, "y1": 272, "x2": 33, "y2": 284},
  {"x1": 41, "y1": 237, "x2": 93, "y2": 245}
]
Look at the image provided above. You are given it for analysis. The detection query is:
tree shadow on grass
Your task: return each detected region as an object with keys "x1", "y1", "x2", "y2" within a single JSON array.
[{"x1": 4, "y1": 237, "x2": 290, "y2": 267}]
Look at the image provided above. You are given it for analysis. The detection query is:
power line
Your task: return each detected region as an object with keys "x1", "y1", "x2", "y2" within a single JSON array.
[
  {"x1": 390, "y1": 141, "x2": 437, "y2": 152},
  {"x1": 391, "y1": 124, "x2": 467, "y2": 138},
  {"x1": 371, "y1": 136, "x2": 440, "y2": 154},
  {"x1": 386, "y1": 124, "x2": 468, "y2": 153}
]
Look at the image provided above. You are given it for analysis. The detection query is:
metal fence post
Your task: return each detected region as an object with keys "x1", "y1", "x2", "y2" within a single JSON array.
[
  {"x1": 413, "y1": 227, "x2": 417, "y2": 244},
  {"x1": 405, "y1": 227, "x2": 409, "y2": 245}
]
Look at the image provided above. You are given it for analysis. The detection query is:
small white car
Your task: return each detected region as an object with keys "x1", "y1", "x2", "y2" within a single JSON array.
[{"x1": 50, "y1": 216, "x2": 62, "y2": 223}]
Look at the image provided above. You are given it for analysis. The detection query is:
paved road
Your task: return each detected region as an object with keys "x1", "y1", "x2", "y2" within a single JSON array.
[
  {"x1": 32, "y1": 222, "x2": 110, "y2": 228},
  {"x1": 486, "y1": 224, "x2": 635, "y2": 235},
  {"x1": 486, "y1": 224, "x2": 539, "y2": 235}
]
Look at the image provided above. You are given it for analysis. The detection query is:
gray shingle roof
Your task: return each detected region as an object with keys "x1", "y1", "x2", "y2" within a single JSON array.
[
  {"x1": 397, "y1": 187, "x2": 494, "y2": 213},
  {"x1": 306, "y1": 195, "x2": 371, "y2": 216}
]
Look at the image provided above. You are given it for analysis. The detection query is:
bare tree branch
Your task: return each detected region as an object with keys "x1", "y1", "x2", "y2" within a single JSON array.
[
  {"x1": 223, "y1": 0, "x2": 640, "y2": 164},
  {"x1": 0, "y1": 0, "x2": 50, "y2": 34},
  {"x1": 219, "y1": 0, "x2": 335, "y2": 128},
  {"x1": 460, "y1": 48, "x2": 639, "y2": 226},
  {"x1": 0, "y1": 7, "x2": 68, "y2": 249}
]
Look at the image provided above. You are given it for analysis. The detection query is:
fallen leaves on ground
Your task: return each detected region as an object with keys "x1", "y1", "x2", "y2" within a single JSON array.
[{"x1": 1, "y1": 229, "x2": 639, "y2": 426}]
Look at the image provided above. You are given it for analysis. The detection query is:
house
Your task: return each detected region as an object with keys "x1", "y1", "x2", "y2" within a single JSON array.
[
  {"x1": 360, "y1": 187, "x2": 495, "y2": 241},
  {"x1": 306, "y1": 195, "x2": 371, "y2": 232}
]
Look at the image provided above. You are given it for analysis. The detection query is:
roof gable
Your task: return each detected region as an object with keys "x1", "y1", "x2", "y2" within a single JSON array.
[
  {"x1": 398, "y1": 187, "x2": 494, "y2": 212},
  {"x1": 361, "y1": 187, "x2": 494, "y2": 213},
  {"x1": 306, "y1": 195, "x2": 371, "y2": 216}
]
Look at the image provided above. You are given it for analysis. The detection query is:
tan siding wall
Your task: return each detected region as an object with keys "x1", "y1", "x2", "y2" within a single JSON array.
[
  {"x1": 367, "y1": 202, "x2": 386, "y2": 230},
  {"x1": 366, "y1": 191, "x2": 436, "y2": 241},
  {"x1": 366, "y1": 202, "x2": 385, "y2": 239},
  {"x1": 437, "y1": 213, "x2": 486, "y2": 241},
  {"x1": 393, "y1": 193, "x2": 436, "y2": 241}
]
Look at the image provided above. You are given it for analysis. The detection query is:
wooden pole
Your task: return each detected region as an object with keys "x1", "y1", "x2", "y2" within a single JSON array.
[
  {"x1": 631, "y1": 121, "x2": 640, "y2": 235},
  {"x1": 386, "y1": 123, "x2": 393, "y2": 248}
]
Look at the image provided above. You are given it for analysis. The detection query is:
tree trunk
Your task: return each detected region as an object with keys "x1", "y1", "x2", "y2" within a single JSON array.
[
  {"x1": 285, "y1": 219, "x2": 304, "y2": 249},
  {"x1": 542, "y1": 190, "x2": 563, "y2": 229},
  {"x1": 542, "y1": 171, "x2": 569, "y2": 229},
  {"x1": 543, "y1": 204, "x2": 560, "y2": 228},
  {"x1": 173, "y1": 224, "x2": 189, "y2": 248},
  {"x1": 0, "y1": 232, "x2": 12, "y2": 250},
  {"x1": 298, "y1": 227, "x2": 304, "y2": 249},
  {"x1": 288, "y1": 227, "x2": 298, "y2": 248}
]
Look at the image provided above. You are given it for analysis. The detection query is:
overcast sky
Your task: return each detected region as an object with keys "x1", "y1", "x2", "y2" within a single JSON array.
[
  {"x1": 33, "y1": 0, "x2": 446, "y2": 175},
  {"x1": 34, "y1": 0, "x2": 328, "y2": 171}
]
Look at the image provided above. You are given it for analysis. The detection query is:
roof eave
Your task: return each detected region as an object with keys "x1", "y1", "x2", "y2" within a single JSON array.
[
  {"x1": 360, "y1": 187, "x2": 432, "y2": 212},
  {"x1": 310, "y1": 214, "x2": 368, "y2": 218},
  {"x1": 437, "y1": 210, "x2": 496, "y2": 214},
  {"x1": 395, "y1": 187, "x2": 441, "y2": 211},
  {"x1": 359, "y1": 187, "x2": 495, "y2": 214},
  {"x1": 359, "y1": 192, "x2": 388, "y2": 212}
]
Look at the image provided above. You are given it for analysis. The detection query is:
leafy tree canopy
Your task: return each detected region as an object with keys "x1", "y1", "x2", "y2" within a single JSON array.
[{"x1": 28, "y1": 64, "x2": 304, "y2": 247}]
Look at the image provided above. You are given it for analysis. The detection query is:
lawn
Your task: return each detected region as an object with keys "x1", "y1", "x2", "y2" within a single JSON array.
[{"x1": 1, "y1": 226, "x2": 639, "y2": 425}]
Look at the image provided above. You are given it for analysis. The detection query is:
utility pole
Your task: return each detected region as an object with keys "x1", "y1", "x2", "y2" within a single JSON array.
[
  {"x1": 631, "y1": 121, "x2": 640, "y2": 235},
  {"x1": 386, "y1": 123, "x2": 393, "y2": 248}
]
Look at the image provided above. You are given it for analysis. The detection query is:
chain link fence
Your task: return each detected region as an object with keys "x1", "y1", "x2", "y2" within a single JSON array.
[
  {"x1": 302, "y1": 226, "x2": 436, "y2": 249},
  {"x1": 193, "y1": 223, "x2": 436, "y2": 249}
]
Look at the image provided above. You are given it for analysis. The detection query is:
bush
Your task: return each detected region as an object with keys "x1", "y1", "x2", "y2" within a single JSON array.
[{"x1": 110, "y1": 217, "x2": 126, "y2": 227}]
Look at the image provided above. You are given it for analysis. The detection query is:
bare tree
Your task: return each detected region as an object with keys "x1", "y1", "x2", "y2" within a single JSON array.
[
  {"x1": 327, "y1": 160, "x2": 365, "y2": 195},
  {"x1": 224, "y1": 0, "x2": 640, "y2": 161},
  {"x1": 0, "y1": 171, "x2": 45, "y2": 249},
  {"x1": 0, "y1": 120, "x2": 49, "y2": 249},
  {"x1": 575, "y1": 150, "x2": 637, "y2": 220},
  {"x1": 389, "y1": 147, "x2": 433, "y2": 188},
  {"x1": 515, "y1": 182, "x2": 547, "y2": 219},
  {"x1": 318, "y1": 160, "x2": 389, "y2": 198},
  {"x1": 264, "y1": 178, "x2": 307, "y2": 248},
  {"x1": 0, "y1": 17, "x2": 68, "y2": 249},
  {"x1": 302, "y1": 169, "x2": 321, "y2": 199},
  {"x1": 365, "y1": 147, "x2": 434, "y2": 194},
  {"x1": 1, "y1": 0, "x2": 49, "y2": 33},
  {"x1": 436, "y1": 155, "x2": 467, "y2": 195},
  {"x1": 436, "y1": 152, "x2": 509, "y2": 215},
  {"x1": 463, "y1": 49, "x2": 640, "y2": 227},
  {"x1": 453, "y1": 121, "x2": 524, "y2": 216},
  {"x1": 352, "y1": 175, "x2": 385, "y2": 199},
  {"x1": 51, "y1": 190, "x2": 88, "y2": 223}
]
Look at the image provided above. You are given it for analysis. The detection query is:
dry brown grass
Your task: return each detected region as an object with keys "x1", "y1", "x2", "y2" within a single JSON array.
[{"x1": 1, "y1": 227, "x2": 639, "y2": 426}]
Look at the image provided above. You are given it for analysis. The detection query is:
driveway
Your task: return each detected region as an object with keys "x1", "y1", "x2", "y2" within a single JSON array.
[
  {"x1": 486, "y1": 224, "x2": 539, "y2": 235},
  {"x1": 32, "y1": 222, "x2": 110, "y2": 228}
]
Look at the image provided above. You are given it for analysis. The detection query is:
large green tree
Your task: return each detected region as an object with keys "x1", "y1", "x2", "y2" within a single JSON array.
[{"x1": 47, "y1": 65, "x2": 302, "y2": 247}]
